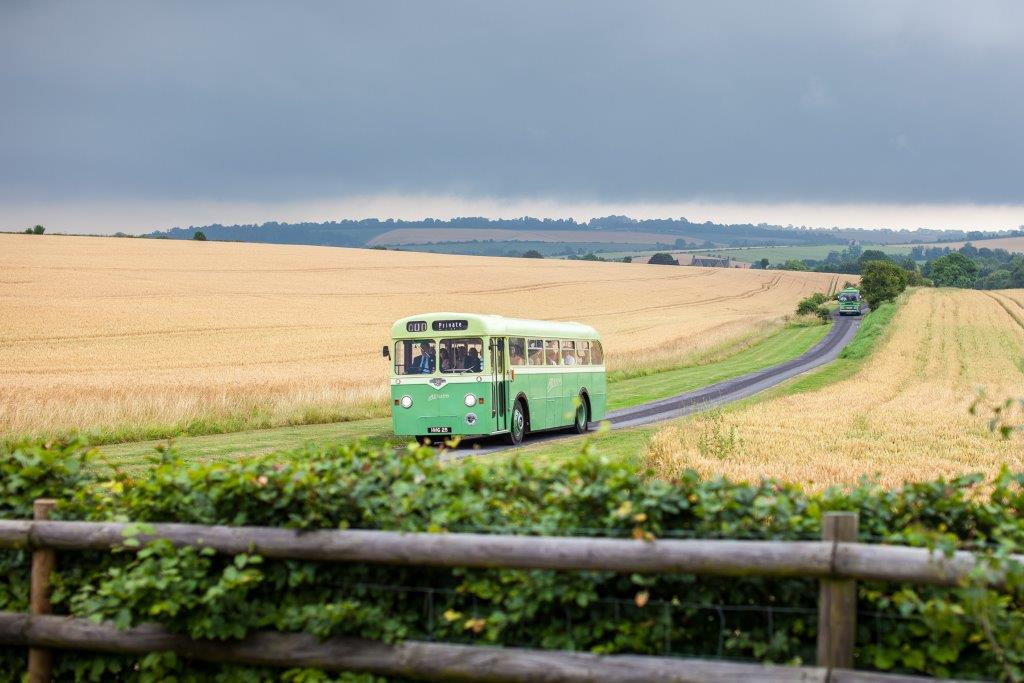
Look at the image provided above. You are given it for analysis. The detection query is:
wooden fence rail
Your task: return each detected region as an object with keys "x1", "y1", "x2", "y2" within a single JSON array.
[
  {"x1": 0, "y1": 507, "x2": 1014, "y2": 682},
  {"x1": 0, "y1": 519, "x2": 1015, "y2": 587},
  {"x1": 0, "y1": 612, "x2": 969, "y2": 683}
]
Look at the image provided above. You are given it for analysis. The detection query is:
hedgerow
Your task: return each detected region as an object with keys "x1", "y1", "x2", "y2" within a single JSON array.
[{"x1": 0, "y1": 438, "x2": 1022, "y2": 681}]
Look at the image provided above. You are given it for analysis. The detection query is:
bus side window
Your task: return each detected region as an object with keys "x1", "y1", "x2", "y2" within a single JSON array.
[
  {"x1": 545, "y1": 339, "x2": 560, "y2": 365},
  {"x1": 509, "y1": 337, "x2": 526, "y2": 365},
  {"x1": 579, "y1": 340, "x2": 591, "y2": 365},
  {"x1": 527, "y1": 339, "x2": 545, "y2": 365},
  {"x1": 591, "y1": 340, "x2": 604, "y2": 365},
  {"x1": 560, "y1": 340, "x2": 578, "y2": 365}
]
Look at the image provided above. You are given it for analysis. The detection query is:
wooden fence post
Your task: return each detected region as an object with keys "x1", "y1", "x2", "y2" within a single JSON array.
[
  {"x1": 816, "y1": 511, "x2": 858, "y2": 670},
  {"x1": 28, "y1": 499, "x2": 57, "y2": 683}
]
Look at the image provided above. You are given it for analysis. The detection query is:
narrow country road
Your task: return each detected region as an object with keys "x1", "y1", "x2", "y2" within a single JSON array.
[{"x1": 447, "y1": 311, "x2": 863, "y2": 459}]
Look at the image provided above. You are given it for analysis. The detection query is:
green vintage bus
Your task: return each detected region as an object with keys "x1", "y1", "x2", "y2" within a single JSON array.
[
  {"x1": 837, "y1": 286, "x2": 862, "y2": 316},
  {"x1": 384, "y1": 313, "x2": 607, "y2": 445}
]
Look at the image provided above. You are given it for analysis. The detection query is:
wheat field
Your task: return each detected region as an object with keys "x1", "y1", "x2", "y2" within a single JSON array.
[
  {"x1": 0, "y1": 234, "x2": 838, "y2": 441},
  {"x1": 645, "y1": 287, "x2": 1024, "y2": 488}
]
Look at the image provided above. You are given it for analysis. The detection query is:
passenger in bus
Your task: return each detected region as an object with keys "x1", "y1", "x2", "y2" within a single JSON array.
[
  {"x1": 545, "y1": 347, "x2": 560, "y2": 365},
  {"x1": 465, "y1": 347, "x2": 482, "y2": 372},
  {"x1": 562, "y1": 350, "x2": 577, "y2": 365},
  {"x1": 529, "y1": 349, "x2": 543, "y2": 365},
  {"x1": 412, "y1": 342, "x2": 435, "y2": 374},
  {"x1": 439, "y1": 349, "x2": 452, "y2": 372},
  {"x1": 510, "y1": 343, "x2": 525, "y2": 365}
]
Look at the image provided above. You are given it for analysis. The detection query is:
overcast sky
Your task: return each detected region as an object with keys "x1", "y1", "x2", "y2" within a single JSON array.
[{"x1": 2, "y1": 1, "x2": 1022, "y2": 233}]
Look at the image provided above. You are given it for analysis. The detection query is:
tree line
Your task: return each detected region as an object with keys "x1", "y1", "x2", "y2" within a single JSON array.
[{"x1": 770, "y1": 243, "x2": 1024, "y2": 290}]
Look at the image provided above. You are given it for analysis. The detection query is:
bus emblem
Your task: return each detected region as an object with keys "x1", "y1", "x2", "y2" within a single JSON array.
[{"x1": 429, "y1": 377, "x2": 447, "y2": 388}]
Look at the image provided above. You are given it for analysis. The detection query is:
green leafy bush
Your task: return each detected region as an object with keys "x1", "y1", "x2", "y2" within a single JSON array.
[
  {"x1": 0, "y1": 438, "x2": 1022, "y2": 680},
  {"x1": 861, "y1": 261, "x2": 909, "y2": 309},
  {"x1": 795, "y1": 292, "x2": 828, "y2": 316}
]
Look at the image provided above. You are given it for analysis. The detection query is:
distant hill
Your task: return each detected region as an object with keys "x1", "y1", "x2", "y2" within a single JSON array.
[{"x1": 146, "y1": 215, "x2": 1019, "y2": 253}]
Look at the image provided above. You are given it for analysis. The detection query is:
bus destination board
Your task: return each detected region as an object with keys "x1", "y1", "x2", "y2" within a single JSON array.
[{"x1": 432, "y1": 319, "x2": 469, "y2": 331}]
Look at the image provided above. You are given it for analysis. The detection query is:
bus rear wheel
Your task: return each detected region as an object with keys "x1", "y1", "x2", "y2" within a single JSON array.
[
  {"x1": 571, "y1": 397, "x2": 589, "y2": 434},
  {"x1": 507, "y1": 400, "x2": 526, "y2": 446}
]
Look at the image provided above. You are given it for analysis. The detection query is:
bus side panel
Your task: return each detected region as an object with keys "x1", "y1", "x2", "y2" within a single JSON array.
[
  {"x1": 545, "y1": 373, "x2": 564, "y2": 429},
  {"x1": 589, "y1": 369, "x2": 608, "y2": 420},
  {"x1": 528, "y1": 372, "x2": 549, "y2": 430},
  {"x1": 562, "y1": 371, "x2": 581, "y2": 426}
]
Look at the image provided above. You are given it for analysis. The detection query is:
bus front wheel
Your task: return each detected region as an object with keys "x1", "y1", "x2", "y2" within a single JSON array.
[{"x1": 507, "y1": 400, "x2": 526, "y2": 446}]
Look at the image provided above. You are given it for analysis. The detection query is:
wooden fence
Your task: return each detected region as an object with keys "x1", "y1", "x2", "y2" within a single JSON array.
[{"x1": 0, "y1": 503, "x2": 1014, "y2": 682}]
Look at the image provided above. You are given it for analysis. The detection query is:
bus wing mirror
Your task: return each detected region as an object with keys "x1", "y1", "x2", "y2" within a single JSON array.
[{"x1": 382, "y1": 345, "x2": 390, "y2": 359}]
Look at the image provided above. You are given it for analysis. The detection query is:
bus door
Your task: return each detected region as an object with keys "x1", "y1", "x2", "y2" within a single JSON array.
[{"x1": 489, "y1": 337, "x2": 508, "y2": 431}]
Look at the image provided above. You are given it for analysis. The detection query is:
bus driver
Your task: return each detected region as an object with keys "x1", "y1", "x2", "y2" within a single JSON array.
[{"x1": 411, "y1": 342, "x2": 435, "y2": 374}]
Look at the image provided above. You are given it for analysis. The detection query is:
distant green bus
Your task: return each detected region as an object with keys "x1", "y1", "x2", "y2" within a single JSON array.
[
  {"x1": 385, "y1": 313, "x2": 607, "y2": 445},
  {"x1": 837, "y1": 287, "x2": 862, "y2": 316}
]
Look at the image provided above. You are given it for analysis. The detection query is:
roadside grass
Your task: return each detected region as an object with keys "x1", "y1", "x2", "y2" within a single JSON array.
[
  {"x1": 96, "y1": 418, "x2": 393, "y2": 474},
  {"x1": 608, "y1": 323, "x2": 827, "y2": 409},
  {"x1": 70, "y1": 401, "x2": 384, "y2": 452},
  {"x1": 479, "y1": 424, "x2": 656, "y2": 470},
  {"x1": 735, "y1": 300, "x2": 898, "y2": 402},
  {"x1": 91, "y1": 320, "x2": 828, "y2": 471}
]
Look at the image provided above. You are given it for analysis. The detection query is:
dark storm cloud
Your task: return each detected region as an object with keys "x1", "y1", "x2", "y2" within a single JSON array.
[{"x1": 1, "y1": 0, "x2": 1022, "y2": 205}]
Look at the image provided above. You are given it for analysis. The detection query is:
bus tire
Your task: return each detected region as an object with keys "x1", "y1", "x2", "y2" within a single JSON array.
[
  {"x1": 507, "y1": 399, "x2": 526, "y2": 446},
  {"x1": 571, "y1": 394, "x2": 590, "y2": 434}
]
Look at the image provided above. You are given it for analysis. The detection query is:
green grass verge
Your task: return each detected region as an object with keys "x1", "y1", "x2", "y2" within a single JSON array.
[
  {"x1": 92, "y1": 322, "x2": 828, "y2": 471},
  {"x1": 738, "y1": 299, "x2": 899, "y2": 400},
  {"x1": 482, "y1": 424, "x2": 657, "y2": 470},
  {"x1": 96, "y1": 418, "x2": 393, "y2": 474},
  {"x1": 607, "y1": 323, "x2": 827, "y2": 409},
  {"x1": 16, "y1": 402, "x2": 385, "y2": 450}
]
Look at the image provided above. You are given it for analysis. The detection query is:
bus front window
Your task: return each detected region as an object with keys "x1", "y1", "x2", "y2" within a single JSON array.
[
  {"x1": 440, "y1": 338, "x2": 484, "y2": 373},
  {"x1": 395, "y1": 339, "x2": 436, "y2": 375}
]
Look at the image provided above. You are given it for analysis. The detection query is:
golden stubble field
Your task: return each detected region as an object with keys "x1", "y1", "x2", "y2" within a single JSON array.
[
  {"x1": 645, "y1": 287, "x2": 1024, "y2": 487},
  {"x1": 0, "y1": 234, "x2": 838, "y2": 441}
]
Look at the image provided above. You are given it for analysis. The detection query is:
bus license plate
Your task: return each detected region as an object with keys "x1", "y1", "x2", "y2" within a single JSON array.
[{"x1": 427, "y1": 426, "x2": 452, "y2": 434}]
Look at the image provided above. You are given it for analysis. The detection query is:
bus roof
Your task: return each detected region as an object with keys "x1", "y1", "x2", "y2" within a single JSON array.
[
  {"x1": 840, "y1": 286, "x2": 860, "y2": 292},
  {"x1": 391, "y1": 312, "x2": 600, "y2": 340}
]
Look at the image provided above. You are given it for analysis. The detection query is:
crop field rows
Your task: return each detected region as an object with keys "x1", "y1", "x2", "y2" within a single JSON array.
[
  {"x1": 0, "y1": 234, "x2": 838, "y2": 443},
  {"x1": 645, "y1": 287, "x2": 1024, "y2": 487}
]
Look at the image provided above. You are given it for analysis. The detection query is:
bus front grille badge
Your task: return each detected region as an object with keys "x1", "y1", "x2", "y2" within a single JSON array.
[
  {"x1": 429, "y1": 378, "x2": 447, "y2": 389},
  {"x1": 465, "y1": 413, "x2": 477, "y2": 425}
]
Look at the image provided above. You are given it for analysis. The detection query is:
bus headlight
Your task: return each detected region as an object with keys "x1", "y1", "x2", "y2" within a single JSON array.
[
  {"x1": 464, "y1": 393, "x2": 477, "y2": 407},
  {"x1": 400, "y1": 395, "x2": 413, "y2": 409}
]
